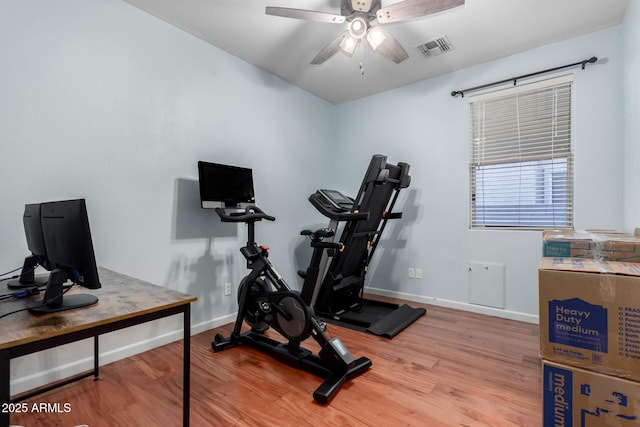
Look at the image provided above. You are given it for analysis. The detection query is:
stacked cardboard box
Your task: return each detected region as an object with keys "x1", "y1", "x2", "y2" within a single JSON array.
[
  {"x1": 543, "y1": 360, "x2": 640, "y2": 426},
  {"x1": 542, "y1": 229, "x2": 640, "y2": 263},
  {"x1": 539, "y1": 256, "x2": 640, "y2": 426}
]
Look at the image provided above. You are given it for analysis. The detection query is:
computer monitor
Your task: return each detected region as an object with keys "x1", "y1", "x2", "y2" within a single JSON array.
[
  {"x1": 28, "y1": 199, "x2": 101, "y2": 314},
  {"x1": 198, "y1": 161, "x2": 255, "y2": 208},
  {"x1": 7, "y1": 204, "x2": 52, "y2": 289}
]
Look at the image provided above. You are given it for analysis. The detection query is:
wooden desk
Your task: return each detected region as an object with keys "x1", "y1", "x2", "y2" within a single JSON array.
[{"x1": 0, "y1": 267, "x2": 196, "y2": 427}]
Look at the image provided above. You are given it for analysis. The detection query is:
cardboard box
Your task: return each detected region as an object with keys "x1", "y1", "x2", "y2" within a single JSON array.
[
  {"x1": 543, "y1": 360, "x2": 640, "y2": 426},
  {"x1": 597, "y1": 235, "x2": 640, "y2": 263},
  {"x1": 585, "y1": 229, "x2": 628, "y2": 235},
  {"x1": 542, "y1": 229, "x2": 597, "y2": 258},
  {"x1": 539, "y1": 258, "x2": 640, "y2": 381},
  {"x1": 542, "y1": 230, "x2": 640, "y2": 263}
]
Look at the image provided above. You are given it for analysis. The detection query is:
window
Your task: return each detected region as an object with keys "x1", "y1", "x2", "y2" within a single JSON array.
[{"x1": 469, "y1": 75, "x2": 574, "y2": 229}]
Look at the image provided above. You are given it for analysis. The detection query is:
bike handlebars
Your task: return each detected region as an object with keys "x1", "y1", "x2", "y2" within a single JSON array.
[{"x1": 214, "y1": 205, "x2": 276, "y2": 223}]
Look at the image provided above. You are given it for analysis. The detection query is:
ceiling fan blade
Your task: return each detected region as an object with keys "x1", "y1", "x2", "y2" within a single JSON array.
[
  {"x1": 266, "y1": 6, "x2": 346, "y2": 23},
  {"x1": 376, "y1": 0, "x2": 464, "y2": 24},
  {"x1": 311, "y1": 31, "x2": 350, "y2": 64},
  {"x1": 366, "y1": 27, "x2": 409, "y2": 63}
]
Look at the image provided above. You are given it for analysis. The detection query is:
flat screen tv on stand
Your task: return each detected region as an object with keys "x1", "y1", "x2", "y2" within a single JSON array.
[
  {"x1": 28, "y1": 199, "x2": 101, "y2": 314},
  {"x1": 7, "y1": 204, "x2": 52, "y2": 289},
  {"x1": 198, "y1": 161, "x2": 255, "y2": 208}
]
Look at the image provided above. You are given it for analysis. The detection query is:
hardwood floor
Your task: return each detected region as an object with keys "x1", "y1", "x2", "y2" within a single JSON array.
[{"x1": 10, "y1": 299, "x2": 541, "y2": 426}]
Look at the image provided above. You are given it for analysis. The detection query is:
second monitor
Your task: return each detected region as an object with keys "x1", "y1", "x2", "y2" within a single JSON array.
[
  {"x1": 198, "y1": 161, "x2": 255, "y2": 208},
  {"x1": 28, "y1": 199, "x2": 101, "y2": 314}
]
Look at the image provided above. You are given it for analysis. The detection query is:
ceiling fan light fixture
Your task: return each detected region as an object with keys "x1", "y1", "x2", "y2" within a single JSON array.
[
  {"x1": 348, "y1": 16, "x2": 368, "y2": 40},
  {"x1": 366, "y1": 27, "x2": 386, "y2": 50},
  {"x1": 339, "y1": 35, "x2": 359, "y2": 56}
]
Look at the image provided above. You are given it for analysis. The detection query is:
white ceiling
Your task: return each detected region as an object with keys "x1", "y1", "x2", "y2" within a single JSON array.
[{"x1": 122, "y1": 0, "x2": 629, "y2": 104}]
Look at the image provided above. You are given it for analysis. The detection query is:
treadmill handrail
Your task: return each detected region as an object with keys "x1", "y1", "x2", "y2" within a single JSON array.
[{"x1": 308, "y1": 192, "x2": 369, "y2": 222}]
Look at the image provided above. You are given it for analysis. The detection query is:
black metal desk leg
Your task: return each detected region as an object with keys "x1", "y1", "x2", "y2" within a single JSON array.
[
  {"x1": 183, "y1": 305, "x2": 191, "y2": 426},
  {"x1": 1, "y1": 349, "x2": 10, "y2": 427},
  {"x1": 94, "y1": 335, "x2": 99, "y2": 380}
]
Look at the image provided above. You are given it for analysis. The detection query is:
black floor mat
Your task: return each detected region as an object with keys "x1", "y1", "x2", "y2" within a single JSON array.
[
  {"x1": 322, "y1": 301, "x2": 426, "y2": 339},
  {"x1": 366, "y1": 304, "x2": 426, "y2": 338}
]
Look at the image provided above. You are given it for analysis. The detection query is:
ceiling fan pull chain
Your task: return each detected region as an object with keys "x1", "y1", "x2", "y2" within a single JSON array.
[{"x1": 359, "y1": 42, "x2": 365, "y2": 76}]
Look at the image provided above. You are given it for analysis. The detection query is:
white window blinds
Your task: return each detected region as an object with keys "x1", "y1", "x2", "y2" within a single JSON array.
[{"x1": 469, "y1": 75, "x2": 574, "y2": 229}]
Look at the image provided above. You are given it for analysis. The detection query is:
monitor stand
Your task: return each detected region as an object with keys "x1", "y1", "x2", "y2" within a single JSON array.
[
  {"x1": 7, "y1": 255, "x2": 48, "y2": 289},
  {"x1": 27, "y1": 269, "x2": 98, "y2": 314}
]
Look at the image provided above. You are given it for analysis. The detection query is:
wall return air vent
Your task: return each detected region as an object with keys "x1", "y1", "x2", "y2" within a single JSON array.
[{"x1": 417, "y1": 35, "x2": 454, "y2": 58}]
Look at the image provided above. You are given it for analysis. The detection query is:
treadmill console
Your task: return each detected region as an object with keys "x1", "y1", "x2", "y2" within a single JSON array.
[{"x1": 317, "y1": 189, "x2": 354, "y2": 212}]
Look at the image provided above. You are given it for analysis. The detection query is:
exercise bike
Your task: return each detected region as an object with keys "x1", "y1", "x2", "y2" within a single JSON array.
[{"x1": 212, "y1": 205, "x2": 372, "y2": 404}]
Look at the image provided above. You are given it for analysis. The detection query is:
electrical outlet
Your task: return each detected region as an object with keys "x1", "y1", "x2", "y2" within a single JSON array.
[
  {"x1": 415, "y1": 268, "x2": 423, "y2": 279},
  {"x1": 408, "y1": 268, "x2": 415, "y2": 278},
  {"x1": 224, "y1": 283, "x2": 232, "y2": 296}
]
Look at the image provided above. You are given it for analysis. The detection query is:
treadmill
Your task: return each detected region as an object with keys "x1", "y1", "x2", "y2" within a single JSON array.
[{"x1": 307, "y1": 154, "x2": 426, "y2": 338}]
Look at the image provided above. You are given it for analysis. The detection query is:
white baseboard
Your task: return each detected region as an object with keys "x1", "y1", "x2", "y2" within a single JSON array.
[
  {"x1": 365, "y1": 287, "x2": 539, "y2": 324},
  {"x1": 191, "y1": 312, "x2": 236, "y2": 336},
  {"x1": 10, "y1": 312, "x2": 236, "y2": 395}
]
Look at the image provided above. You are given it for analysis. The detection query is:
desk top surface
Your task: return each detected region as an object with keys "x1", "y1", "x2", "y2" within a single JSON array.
[{"x1": 0, "y1": 267, "x2": 197, "y2": 350}]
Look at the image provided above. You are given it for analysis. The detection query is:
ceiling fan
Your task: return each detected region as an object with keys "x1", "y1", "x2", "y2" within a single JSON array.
[{"x1": 265, "y1": 0, "x2": 465, "y2": 65}]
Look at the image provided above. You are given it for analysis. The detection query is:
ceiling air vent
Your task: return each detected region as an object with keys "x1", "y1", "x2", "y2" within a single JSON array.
[{"x1": 417, "y1": 35, "x2": 454, "y2": 58}]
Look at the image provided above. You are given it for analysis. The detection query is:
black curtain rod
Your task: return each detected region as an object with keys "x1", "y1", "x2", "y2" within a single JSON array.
[{"x1": 450, "y1": 56, "x2": 598, "y2": 98}]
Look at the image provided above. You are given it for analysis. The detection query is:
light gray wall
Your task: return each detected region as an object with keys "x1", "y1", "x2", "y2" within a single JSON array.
[
  {"x1": 0, "y1": 0, "x2": 334, "y2": 322},
  {"x1": 622, "y1": 0, "x2": 640, "y2": 232},
  {"x1": 1, "y1": 0, "x2": 334, "y2": 391},
  {"x1": 333, "y1": 26, "x2": 623, "y2": 320}
]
